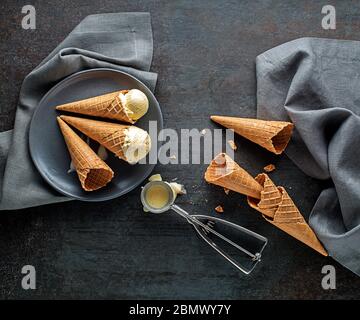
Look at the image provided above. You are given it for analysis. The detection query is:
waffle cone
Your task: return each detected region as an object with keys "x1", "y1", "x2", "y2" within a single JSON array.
[
  {"x1": 60, "y1": 115, "x2": 130, "y2": 160},
  {"x1": 247, "y1": 173, "x2": 328, "y2": 256},
  {"x1": 56, "y1": 90, "x2": 135, "y2": 124},
  {"x1": 211, "y1": 116, "x2": 294, "y2": 154},
  {"x1": 57, "y1": 117, "x2": 114, "y2": 191},
  {"x1": 204, "y1": 153, "x2": 263, "y2": 199}
]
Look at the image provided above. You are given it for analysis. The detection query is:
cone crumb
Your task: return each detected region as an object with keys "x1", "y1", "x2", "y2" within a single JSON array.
[
  {"x1": 227, "y1": 140, "x2": 237, "y2": 151},
  {"x1": 264, "y1": 164, "x2": 276, "y2": 173},
  {"x1": 224, "y1": 188, "x2": 230, "y2": 195},
  {"x1": 215, "y1": 205, "x2": 224, "y2": 213},
  {"x1": 200, "y1": 129, "x2": 207, "y2": 136}
]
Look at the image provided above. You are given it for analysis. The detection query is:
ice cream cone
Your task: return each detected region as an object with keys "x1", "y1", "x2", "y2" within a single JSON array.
[
  {"x1": 204, "y1": 153, "x2": 263, "y2": 199},
  {"x1": 247, "y1": 173, "x2": 328, "y2": 256},
  {"x1": 57, "y1": 117, "x2": 114, "y2": 191},
  {"x1": 60, "y1": 115, "x2": 151, "y2": 164},
  {"x1": 56, "y1": 90, "x2": 136, "y2": 124},
  {"x1": 211, "y1": 116, "x2": 294, "y2": 154}
]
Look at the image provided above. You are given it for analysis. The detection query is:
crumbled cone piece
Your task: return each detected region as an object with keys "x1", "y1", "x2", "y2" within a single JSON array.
[
  {"x1": 224, "y1": 188, "x2": 230, "y2": 195},
  {"x1": 264, "y1": 164, "x2": 276, "y2": 173},
  {"x1": 170, "y1": 155, "x2": 177, "y2": 160},
  {"x1": 200, "y1": 129, "x2": 207, "y2": 136},
  {"x1": 215, "y1": 205, "x2": 224, "y2": 213},
  {"x1": 227, "y1": 140, "x2": 237, "y2": 151}
]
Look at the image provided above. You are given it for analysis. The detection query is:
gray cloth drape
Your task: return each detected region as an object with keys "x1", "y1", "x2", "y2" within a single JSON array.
[
  {"x1": 0, "y1": 12, "x2": 157, "y2": 210},
  {"x1": 256, "y1": 37, "x2": 360, "y2": 276}
]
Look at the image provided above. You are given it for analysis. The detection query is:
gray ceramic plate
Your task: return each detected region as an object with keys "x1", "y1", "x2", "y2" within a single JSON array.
[{"x1": 29, "y1": 69, "x2": 163, "y2": 201}]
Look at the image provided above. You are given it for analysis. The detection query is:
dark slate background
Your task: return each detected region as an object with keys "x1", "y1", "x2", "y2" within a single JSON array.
[{"x1": 1, "y1": 0, "x2": 360, "y2": 299}]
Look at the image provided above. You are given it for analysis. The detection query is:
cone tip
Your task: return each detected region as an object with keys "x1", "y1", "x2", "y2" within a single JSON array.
[
  {"x1": 210, "y1": 115, "x2": 222, "y2": 122},
  {"x1": 59, "y1": 115, "x2": 73, "y2": 122},
  {"x1": 56, "y1": 116, "x2": 70, "y2": 134},
  {"x1": 58, "y1": 115, "x2": 76, "y2": 129}
]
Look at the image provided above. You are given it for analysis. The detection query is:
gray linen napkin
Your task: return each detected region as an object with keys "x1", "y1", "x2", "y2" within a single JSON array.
[
  {"x1": 0, "y1": 12, "x2": 157, "y2": 210},
  {"x1": 256, "y1": 37, "x2": 360, "y2": 276}
]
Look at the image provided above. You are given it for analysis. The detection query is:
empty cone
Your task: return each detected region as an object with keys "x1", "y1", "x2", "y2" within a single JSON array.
[
  {"x1": 57, "y1": 117, "x2": 114, "y2": 191},
  {"x1": 60, "y1": 115, "x2": 151, "y2": 164},
  {"x1": 211, "y1": 116, "x2": 294, "y2": 154},
  {"x1": 204, "y1": 153, "x2": 263, "y2": 199},
  {"x1": 247, "y1": 173, "x2": 328, "y2": 256},
  {"x1": 56, "y1": 90, "x2": 135, "y2": 124}
]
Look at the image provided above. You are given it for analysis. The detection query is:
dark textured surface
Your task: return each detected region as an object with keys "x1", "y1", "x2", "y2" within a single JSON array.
[{"x1": 1, "y1": 0, "x2": 360, "y2": 299}]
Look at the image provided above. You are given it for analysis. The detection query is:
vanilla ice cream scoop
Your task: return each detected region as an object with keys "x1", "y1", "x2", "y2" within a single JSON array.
[
  {"x1": 119, "y1": 89, "x2": 149, "y2": 121},
  {"x1": 122, "y1": 126, "x2": 152, "y2": 164}
]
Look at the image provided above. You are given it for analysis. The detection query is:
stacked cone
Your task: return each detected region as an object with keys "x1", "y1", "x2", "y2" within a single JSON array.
[
  {"x1": 265, "y1": 188, "x2": 328, "y2": 255},
  {"x1": 205, "y1": 154, "x2": 328, "y2": 256},
  {"x1": 56, "y1": 90, "x2": 135, "y2": 124},
  {"x1": 60, "y1": 115, "x2": 151, "y2": 164},
  {"x1": 57, "y1": 117, "x2": 114, "y2": 191},
  {"x1": 204, "y1": 153, "x2": 263, "y2": 199},
  {"x1": 211, "y1": 116, "x2": 294, "y2": 154},
  {"x1": 247, "y1": 173, "x2": 328, "y2": 256}
]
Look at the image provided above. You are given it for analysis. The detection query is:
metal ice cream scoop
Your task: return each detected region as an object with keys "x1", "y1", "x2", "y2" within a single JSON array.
[{"x1": 141, "y1": 180, "x2": 268, "y2": 274}]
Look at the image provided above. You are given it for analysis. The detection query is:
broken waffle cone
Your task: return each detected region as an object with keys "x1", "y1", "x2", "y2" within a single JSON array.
[
  {"x1": 204, "y1": 153, "x2": 263, "y2": 199},
  {"x1": 211, "y1": 116, "x2": 294, "y2": 154},
  {"x1": 56, "y1": 90, "x2": 135, "y2": 124},
  {"x1": 57, "y1": 117, "x2": 114, "y2": 192},
  {"x1": 60, "y1": 115, "x2": 151, "y2": 164},
  {"x1": 247, "y1": 173, "x2": 328, "y2": 256}
]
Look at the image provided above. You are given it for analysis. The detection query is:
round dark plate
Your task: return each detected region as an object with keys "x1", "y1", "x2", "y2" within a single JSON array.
[{"x1": 29, "y1": 68, "x2": 163, "y2": 201}]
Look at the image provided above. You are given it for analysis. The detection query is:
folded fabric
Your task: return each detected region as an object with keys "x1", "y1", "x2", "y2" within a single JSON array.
[
  {"x1": 256, "y1": 37, "x2": 360, "y2": 276},
  {"x1": 0, "y1": 12, "x2": 157, "y2": 210}
]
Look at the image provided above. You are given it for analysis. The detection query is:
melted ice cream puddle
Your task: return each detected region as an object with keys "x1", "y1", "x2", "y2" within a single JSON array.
[
  {"x1": 143, "y1": 174, "x2": 186, "y2": 212},
  {"x1": 145, "y1": 184, "x2": 170, "y2": 209}
]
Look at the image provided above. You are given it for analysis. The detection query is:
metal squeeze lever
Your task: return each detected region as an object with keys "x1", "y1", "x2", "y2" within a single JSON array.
[{"x1": 141, "y1": 181, "x2": 268, "y2": 274}]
